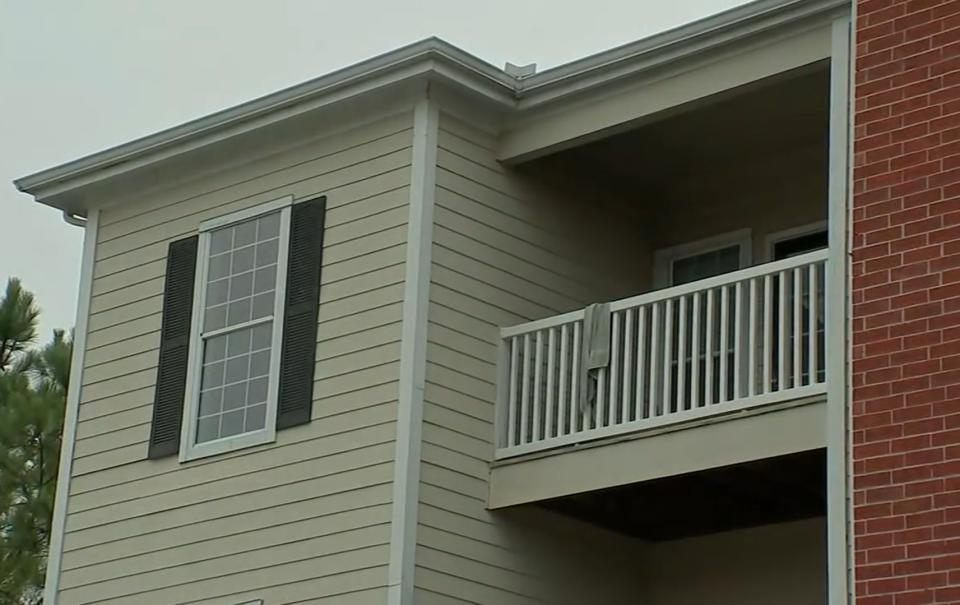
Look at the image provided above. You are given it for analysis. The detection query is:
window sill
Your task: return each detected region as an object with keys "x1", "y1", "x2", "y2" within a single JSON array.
[{"x1": 178, "y1": 427, "x2": 276, "y2": 462}]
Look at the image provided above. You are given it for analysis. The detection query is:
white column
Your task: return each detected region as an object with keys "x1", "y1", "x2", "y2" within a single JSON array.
[{"x1": 827, "y1": 14, "x2": 853, "y2": 605}]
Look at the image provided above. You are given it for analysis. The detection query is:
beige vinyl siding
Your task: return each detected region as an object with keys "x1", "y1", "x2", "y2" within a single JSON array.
[
  {"x1": 413, "y1": 113, "x2": 648, "y2": 604},
  {"x1": 650, "y1": 142, "x2": 827, "y2": 265},
  {"x1": 57, "y1": 111, "x2": 414, "y2": 605},
  {"x1": 641, "y1": 518, "x2": 826, "y2": 605}
]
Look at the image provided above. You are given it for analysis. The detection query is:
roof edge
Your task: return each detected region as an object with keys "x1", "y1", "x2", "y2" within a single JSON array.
[
  {"x1": 520, "y1": 0, "x2": 848, "y2": 95},
  {"x1": 14, "y1": 37, "x2": 515, "y2": 197},
  {"x1": 14, "y1": 0, "x2": 851, "y2": 204}
]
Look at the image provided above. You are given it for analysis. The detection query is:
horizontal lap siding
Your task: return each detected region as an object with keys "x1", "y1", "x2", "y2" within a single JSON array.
[
  {"x1": 59, "y1": 112, "x2": 413, "y2": 604},
  {"x1": 640, "y1": 518, "x2": 826, "y2": 605},
  {"x1": 651, "y1": 143, "x2": 828, "y2": 261},
  {"x1": 413, "y1": 114, "x2": 647, "y2": 603}
]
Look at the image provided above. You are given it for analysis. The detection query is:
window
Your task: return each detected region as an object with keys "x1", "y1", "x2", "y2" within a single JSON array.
[
  {"x1": 653, "y1": 230, "x2": 752, "y2": 408},
  {"x1": 654, "y1": 229, "x2": 752, "y2": 288},
  {"x1": 766, "y1": 221, "x2": 828, "y2": 261},
  {"x1": 671, "y1": 244, "x2": 742, "y2": 285},
  {"x1": 180, "y1": 198, "x2": 292, "y2": 460},
  {"x1": 147, "y1": 195, "x2": 325, "y2": 461},
  {"x1": 767, "y1": 222, "x2": 828, "y2": 386}
]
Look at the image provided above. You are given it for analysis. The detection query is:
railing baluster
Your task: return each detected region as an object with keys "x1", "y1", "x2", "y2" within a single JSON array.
[
  {"x1": 747, "y1": 279, "x2": 766, "y2": 397},
  {"x1": 571, "y1": 322, "x2": 581, "y2": 433},
  {"x1": 495, "y1": 250, "x2": 830, "y2": 460},
  {"x1": 778, "y1": 270, "x2": 788, "y2": 392},
  {"x1": 649, "y1": 303, "x2": 661, "y2": 418},
  {"x1": 793, "y1": 267, "x2": 803, "y2": 389},
  {"x1": 507, "y1": 337, "x2": 519, "y2": 447},
  {"x1": 734, "y1": 281, "x2": 744, "y2": 400},
  {"x1": 663, "y1": 298, "x2": 674, "y2": 415},
  {"x1": 677, "y1": 296, "x2": 688, "y2": 412},
  {"x1": 763, "y1": 274, "x2": 773, "y2": 394},
  {"x1": 610, "y1": 311, "x2": 621, "y2": 426},
  {"x1": 691, "y1": 291, "x2": 702, "y2": 408},
  {"x1": 705, "y1": 289, "x2": 715, "y2": 405},
  {"x1": 546, "y1": 327, "x2": 557, "y2": 440},
  {"x1": 819, "y1": 261, "x2": 826, "y2": 384},
  {"x1": 809, "y1": 263, "x2": 819, "y2": 386},
  {"x1": 720, "y1": 286, "x2": 729, "y2": 403},
  {"x1": 595, "y1": 367, "x2": 606, "y2": 429},
  {"x1": 558, "y1": 324, "x2": 569, "y2": 436},
  {"x1": 532, "y1": 331, "x2": 543, "y2": 440},
  {"x1": 623, "y1": 309, "x2": 635, "y2": 422},
  {"x1": 636, "y1": 305, "x2": 648, "y2": 419},
  {"x1": 520, "y1": 333, "x2": 531, "y2": 444}
]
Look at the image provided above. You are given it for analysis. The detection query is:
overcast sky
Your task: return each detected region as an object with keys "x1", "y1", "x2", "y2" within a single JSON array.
[{"x1": 0, "y1": 0, "x2": 750, "y2": 342}]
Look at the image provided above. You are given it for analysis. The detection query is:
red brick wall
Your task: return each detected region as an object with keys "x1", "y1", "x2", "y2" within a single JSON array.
[{"x1": 853, "y1": 0, "x2": 960, "y2": 603}]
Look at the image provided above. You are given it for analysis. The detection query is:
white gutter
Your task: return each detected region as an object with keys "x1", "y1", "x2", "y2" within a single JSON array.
[
  {"x1": 13, "y1": 38, "x2": 514, "y2": 199},
  {"x1": 518, "y1": 0, "x2": 847, "y2": 98},
  {"x1": 61, "y1": 211, "x2": 86, "y2": 227}
]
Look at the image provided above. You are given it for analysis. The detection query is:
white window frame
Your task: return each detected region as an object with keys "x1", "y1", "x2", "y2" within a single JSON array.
[
  {"x1": 653, "y1": 228, "x2": 752, "y2": 288},
  {"x1": 179, "y1": 195, "x2": 293, "y2": 462},
  {"x1": 765, "y1": 220, "x2": 828, "y2": 261}
]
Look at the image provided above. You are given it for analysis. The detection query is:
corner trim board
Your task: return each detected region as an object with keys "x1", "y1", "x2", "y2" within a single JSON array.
[
  {"x1": 826, "y1": 14, "x2": 852, "y2": 605},
  {"x1": 387, "y1": 96, "x2": 439, "y2": 605},
  {"x1": 43, "y1": 209, "x2": 100, "y2": 604}
]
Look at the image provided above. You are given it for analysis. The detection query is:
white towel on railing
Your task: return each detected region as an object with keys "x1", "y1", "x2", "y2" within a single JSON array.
[
  {"x1": 580, "y1": 302, "x2": 611, "y2": 412},
  {"x1": 582, "y1": 302, "x2": 611, "y2": 369}
]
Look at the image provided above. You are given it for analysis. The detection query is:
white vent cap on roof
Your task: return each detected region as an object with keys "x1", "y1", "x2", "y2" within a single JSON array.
[{"x1": 504, "y1": 62, "x2": 537, "y2": 78}]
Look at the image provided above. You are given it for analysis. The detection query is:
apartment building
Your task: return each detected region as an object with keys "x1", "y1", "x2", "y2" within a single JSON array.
[{"x1": 13, "y1": 0, "x2": 960, "y2": 603}]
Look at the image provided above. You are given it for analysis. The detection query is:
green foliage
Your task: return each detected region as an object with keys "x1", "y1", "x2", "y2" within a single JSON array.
[
  {"x1": 0, "y1": 279, "x2": 69, "y2": 605},
  {"x1": 0, "y1": 280, "x2": 40, "y2": 371}
]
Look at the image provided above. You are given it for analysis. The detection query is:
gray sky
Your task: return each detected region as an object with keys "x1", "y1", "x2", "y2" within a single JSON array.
[{"x1": 1, "y1": 0, "x2": 749, "y2": 342}]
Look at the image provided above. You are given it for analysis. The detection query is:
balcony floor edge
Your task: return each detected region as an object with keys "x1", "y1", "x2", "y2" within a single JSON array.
[{"x1": 488, "y1": 397, "x2": 826, "y2": 509}]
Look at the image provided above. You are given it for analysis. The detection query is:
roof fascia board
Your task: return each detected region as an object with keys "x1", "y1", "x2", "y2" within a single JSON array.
[
  {"x1": 516, "y1": 0, "x2": 849, "y2": 107},
  {"x1": 15, "y1": 39, "x2": 514, "y2": 198},
  {"x1": 26, "y1": 65, "x2": 434, "y2": 203},
  {"x1": 14, "y1": 0, "x2": 852, "y2": 206},
  {"x1": 51, "y1": 89, "x2": 425, "y2": 216},
  {"x1": 429, "y1": 81, "x2": 509, "y2": 137},
  {"x1": 499, "y1": 20, "x2": 834, "y2": 162}
]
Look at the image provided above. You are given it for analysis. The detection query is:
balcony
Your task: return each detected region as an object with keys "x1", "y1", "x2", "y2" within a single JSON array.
[
  {"x1": 496, "y1": 249, "x2": 828, "y2": 460},
  {"x1": 474, "y1": 35, "x2": 838, "y2": 605},
  {"x1": 485, "y1": 60, "x2": 832, "y2": 515}
]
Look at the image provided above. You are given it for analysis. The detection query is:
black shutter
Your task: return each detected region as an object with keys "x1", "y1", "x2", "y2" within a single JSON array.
[
  {"x1": 148, "y1": 235, "x2": 198, "y2": 459},
  {"x1": 276, "y1": 196, "x2": 326, "y2": 429}
]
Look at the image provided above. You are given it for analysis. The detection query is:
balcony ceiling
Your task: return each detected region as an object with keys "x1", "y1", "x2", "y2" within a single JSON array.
[
  {"x1": 542, "y1": 449, "x2": 826, "y2": 541},
  {"x1": 532, "y1": 63, "x2": 830, "y2": 186}
]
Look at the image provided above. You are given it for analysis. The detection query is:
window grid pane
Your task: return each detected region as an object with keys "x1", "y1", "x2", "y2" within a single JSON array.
[
  {"x1": 672, "y1": 245, "x2": 741, "y2": 286},
  {"x1": 203, "y1": 212, "x2": 281, "y2": 335},
  {"x1": 195, "y1": 210, "x2": 282, "y2": 445},
  {"x1": 197, "y1": 323, "x2": 273, "y2": 442}
]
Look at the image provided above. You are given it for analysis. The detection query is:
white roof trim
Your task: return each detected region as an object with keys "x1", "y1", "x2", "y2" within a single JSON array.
[
  {"x1": 13, "y1": 38, "x2": 514, "y2": 197},
  {"x1": 14, "y1": 0, "x2": 848, "y2": 205},
  {"x1": 517, "y1": 0, "x2": 848, "y2": 106}
]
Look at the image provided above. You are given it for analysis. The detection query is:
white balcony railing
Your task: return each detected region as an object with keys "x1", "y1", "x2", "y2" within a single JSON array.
[{"x1": 495, "y1": 249, "x2": 829, "y2": 459}]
